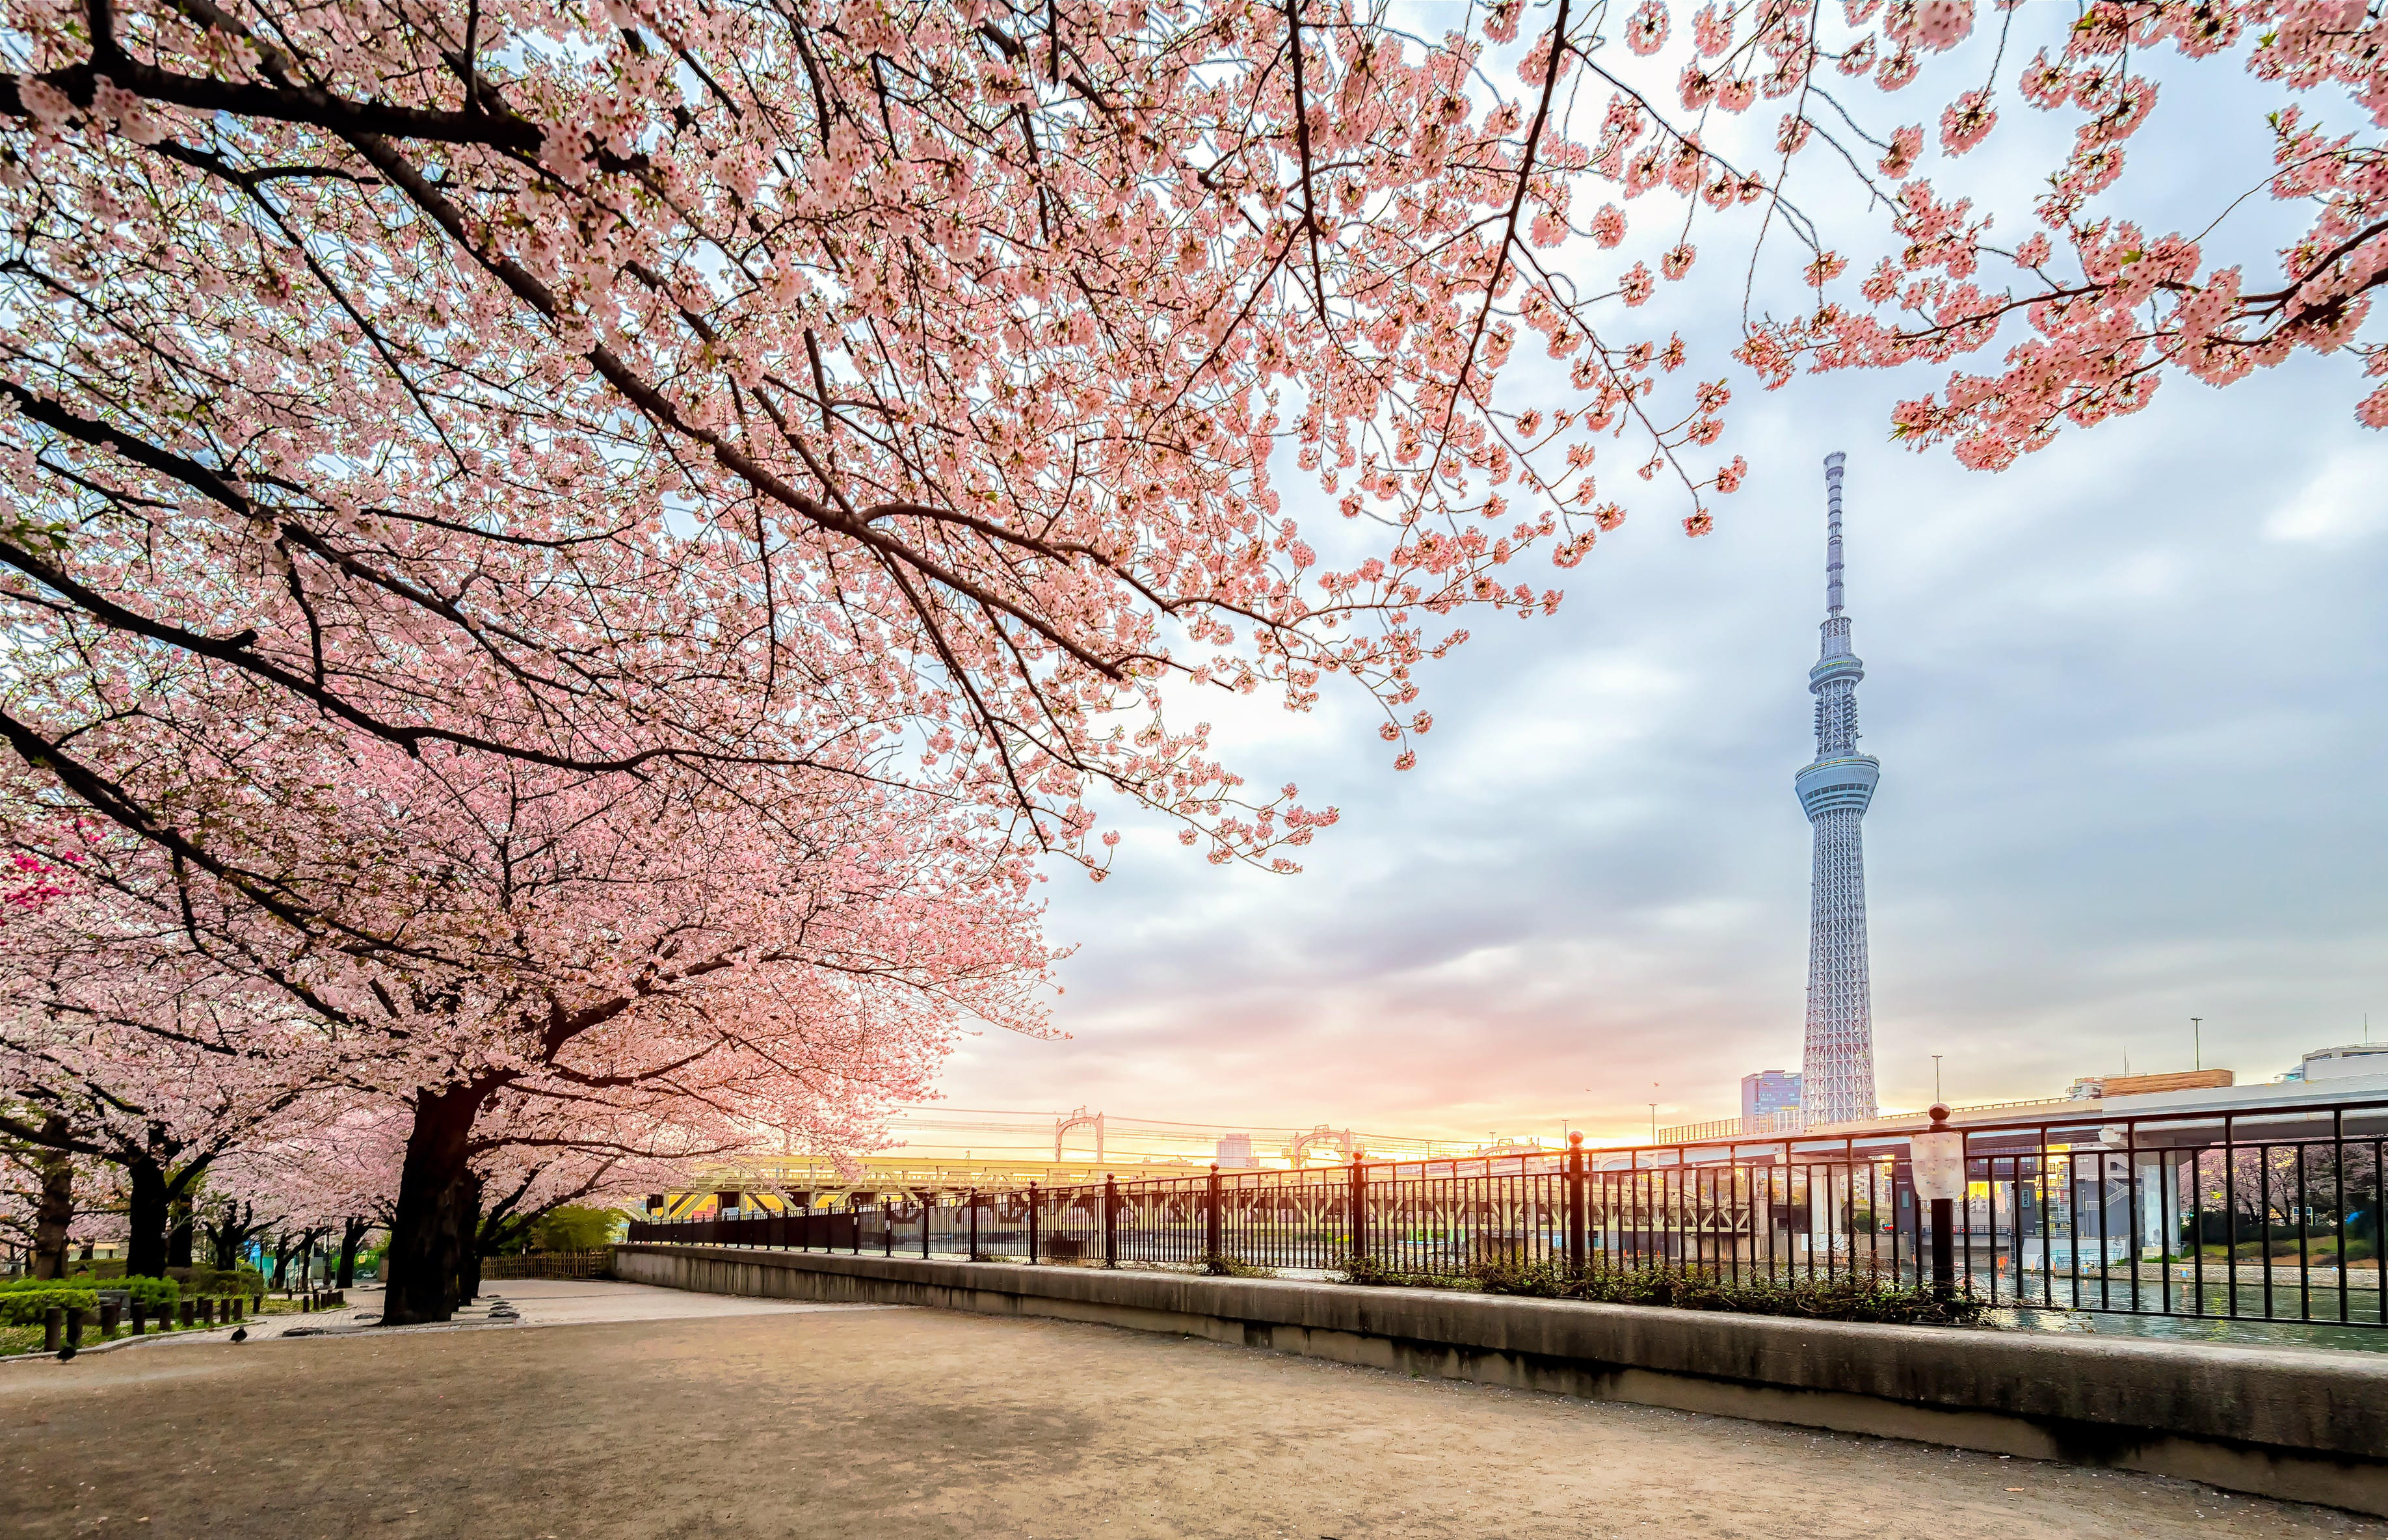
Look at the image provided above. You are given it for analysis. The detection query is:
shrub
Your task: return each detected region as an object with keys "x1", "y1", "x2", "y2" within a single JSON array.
[
  {"x1": 59, "y1": 1271, "x2": 181, "y2": 1309},
  {"x1": 1509, "y1": 1262, "x2": 1991, "y2": 1327},
  {"x1": 1197, "y1": 1253, "x2": 1279, "y2": 1279},
  {"x1": 0, "y1": 1286, "x2": 98, "y2": 1325},
  {"x1": 1333, "y1": 1256, "x2": 1989, "y2": 1327},
  {"x1": 1334, "y1": 1255, "x2": 1471, "y2": 1290}
]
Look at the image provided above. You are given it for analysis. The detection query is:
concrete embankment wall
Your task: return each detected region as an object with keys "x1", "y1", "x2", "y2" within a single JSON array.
[{"x1": 612, "y1": 1243, "x2": 2388, "y2": 1517}]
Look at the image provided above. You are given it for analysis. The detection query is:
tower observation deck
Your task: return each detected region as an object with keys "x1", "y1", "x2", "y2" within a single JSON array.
[{"x1": 1795, "y1": 453, "x2": 1880, "y2": 1124}]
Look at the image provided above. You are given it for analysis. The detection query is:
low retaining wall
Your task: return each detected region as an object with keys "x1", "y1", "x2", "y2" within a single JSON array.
[{"x1": 613, "y1": 1243, "x2": 2388, "y2": 1517}]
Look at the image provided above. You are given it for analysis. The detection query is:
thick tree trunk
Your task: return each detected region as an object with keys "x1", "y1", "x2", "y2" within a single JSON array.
[
  {"x1": 165, "y1": 1191, "x2": 194, "y2": 1269},
  {"x1": 271, "y1": 1234, "x2": 294, "y2": 1290},
  {"x1": 31, "y1": 1122, "x2": 74, "y2": 1280},
  {"x1": 458, "y1": 1175, "x2": 487, "y2": 1306},
  {"x1": 382, "y1": 1082, "x2": 488, "y2": 1325},
  {"x1": 337, "y1": 1216, "x2": 371, "y2": 1288},
  {"x1": 206, "y1": 1202, "x2": 253, "y2": 1271},
  {"x1": 124, "y1": 1154, "x2": 169, "y2": 1279}
]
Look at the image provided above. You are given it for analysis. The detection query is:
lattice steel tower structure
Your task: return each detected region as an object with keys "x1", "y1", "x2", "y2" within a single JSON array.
[{"x1": 1794, "y1": 453, "x2": 1880, "y2": 1124}]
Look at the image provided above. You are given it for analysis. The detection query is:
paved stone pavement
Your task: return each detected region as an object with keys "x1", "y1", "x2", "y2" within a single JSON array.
[
  {"x1": 137, "y1": 1277, "x2": 891, "y2": 1344},
  {"x1": 3, "y1": 1294, "x2": 2382, "y2": 1539}
]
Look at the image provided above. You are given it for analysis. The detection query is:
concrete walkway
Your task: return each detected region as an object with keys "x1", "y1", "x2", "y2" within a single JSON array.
[{"x1": 2, "y1": 1299, "x2": 2381, "y2": 1539}]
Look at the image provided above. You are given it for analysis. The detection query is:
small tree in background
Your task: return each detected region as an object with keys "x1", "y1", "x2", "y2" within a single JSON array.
[{"x1": 530, "y1": 1206, "x2": 625, "y2": 1255}]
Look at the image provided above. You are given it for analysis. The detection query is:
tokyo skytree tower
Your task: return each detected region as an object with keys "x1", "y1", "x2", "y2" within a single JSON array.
[{"x1": 1794, "y1": 453, "x2": 1881, "y2": 1125}]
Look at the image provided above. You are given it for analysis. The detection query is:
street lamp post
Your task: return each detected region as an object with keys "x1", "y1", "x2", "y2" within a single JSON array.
[{"x1": 1932, "y1": 1055, "x2": 1943, "y2": 1105}]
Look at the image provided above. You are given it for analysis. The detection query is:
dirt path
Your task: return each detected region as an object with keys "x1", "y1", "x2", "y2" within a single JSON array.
[{"x1": 1, "y1": 1299, "x2": 2379, "y2": 1539}]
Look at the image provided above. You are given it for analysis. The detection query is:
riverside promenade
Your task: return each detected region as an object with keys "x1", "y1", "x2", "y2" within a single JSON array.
[{"x1": 1, "y1": 1281, "x2": 2381, "y2": 1539}]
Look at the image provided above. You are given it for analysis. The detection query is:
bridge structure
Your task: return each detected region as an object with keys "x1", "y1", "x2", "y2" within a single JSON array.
[{"x1": 643, "y1": 1107, "x2": 1556, "y2": 1219}]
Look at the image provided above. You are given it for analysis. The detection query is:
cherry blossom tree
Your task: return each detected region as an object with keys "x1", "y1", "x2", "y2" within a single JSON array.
[
  {"x1": 0, "y1": 1114, "x2": 92, "y2": 1277},
  {"x1": 1, "y1": 710, "x2": 1054, "y2": 1321},
  {"x1": 0, "y1": 0, "x2": 1791, "y2": 917},
  {"x1": 0, "y1": 890, "x2": 336, "y2": 1277},
  {"x1": 1724, "y1": 0, "x2": 2386, "y2": 463},
  {"x1": 5, "y1": 1, "x2": 2372, "y2": 903}
]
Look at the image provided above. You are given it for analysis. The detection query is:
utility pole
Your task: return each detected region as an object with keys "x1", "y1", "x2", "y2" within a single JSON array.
[
  {"x1": 1932, "y1": 1055, "x2": 1943, "y2": 1105},
  {"x1": 2192, "y1": 1017, "x2": 2202, "y2": 1071}
]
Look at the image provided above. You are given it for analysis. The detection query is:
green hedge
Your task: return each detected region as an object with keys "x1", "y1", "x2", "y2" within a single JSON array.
[
  {"x1": 47, "y1": 1273, "x2": 183, "y2": 1308},
  {"x1": 160, "y1": 1266, "x2": 258, "y2": 1297},
  {"x1": 0, "y1": 1286, "x2": 97, "y2": 1325}
]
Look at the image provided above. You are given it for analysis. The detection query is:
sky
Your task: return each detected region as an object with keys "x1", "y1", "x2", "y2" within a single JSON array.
[{"x1": 929, "y1": 23, "x2": 2388, "y2": 1148}]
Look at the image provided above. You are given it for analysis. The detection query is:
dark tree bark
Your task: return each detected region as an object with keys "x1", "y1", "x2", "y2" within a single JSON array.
[
  {"x1": 382, "y1": 1081, "x2": 492, "y2": 1325},
  {"x1": 31, "y1": 1123, "x2": 73, "y2": 1280},
  {"x1": 124, "y1": 1154, "x2": 168, "y2": 1279},
  {"x1": 206, "y1": 1200, "x2": 263, "y2": 1271},
  {"x1": 336, "y1": 1215, "x2": 373, "y2": 1288},
  {"x1": 166, "y1": 1191, "x2": 194, "y2": 1269},
  {"x1": 458, "y1": 1174, "x2": 488, "y2": 1305}
]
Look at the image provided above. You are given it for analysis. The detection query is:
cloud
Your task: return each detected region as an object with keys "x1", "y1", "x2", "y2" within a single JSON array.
[{"x1": 2265, "y1": 450, "x2": 2388, "y2": 547}]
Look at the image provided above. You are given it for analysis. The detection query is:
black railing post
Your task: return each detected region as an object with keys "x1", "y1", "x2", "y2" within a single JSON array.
[
  {"x1": 922, "y1": 1195, "x2": 933, "y2": 1260},
  {"x1": 969, "y1": 1190, "x2": 980, "y2": 1260},
  {"x1": 1567, "y1": 1132, "x2": 1587, "y2": 1275},
  {"x1": 1347, "y1": 1150, "x2": 1367, "y2": 1264},
  {"x1": 1027, "y1": 1182, "x2": 1039, "y2": 1265},
  {"x1": 1104, "y1": 1174, "x2": 1119, "y2": 1268},
  {"x1": 1206, "y1": 1164, "x2": 1223, "y2": 1262}
]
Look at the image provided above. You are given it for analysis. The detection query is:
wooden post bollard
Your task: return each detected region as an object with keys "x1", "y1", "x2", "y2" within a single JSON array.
[
  {"x1": 230, "y1": 1297, "x2": 243, "y2": 1321},
  {"x1": 178, "y1": 1300, "x2": 194, "y2": 1328},
  {"x1": 64, "y1": 1307, "x2": 84, "y2": 1348},
  {"x1": 100, "y1": 1301, "x2": 120, "y2": 1339},
  {"x1": 42, "y1": 1307, "x2": 62, "y2": 1352},
  {"x1": 253, "y1": 1292, "x2": 264, "y2": 1316},
  {"x1": 129, "y1": 1302, "x2": 146, "y2": 1335}
]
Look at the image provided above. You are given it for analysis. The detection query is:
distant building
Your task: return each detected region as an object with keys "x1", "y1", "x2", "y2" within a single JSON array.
[
  {"x1": 1742, "y1": 1070, "x2": 1804, "y2": 1122},
  {"x1": 1214, "y1": 1133, "x2": 1256, "y2": 1169},
  {"x1": 2067, "y1": 1069, "x2": 2235, "y2": 1100},
  {"x1": 2277, "y1": 1043, "x2": 2388, "y2": 1083}
]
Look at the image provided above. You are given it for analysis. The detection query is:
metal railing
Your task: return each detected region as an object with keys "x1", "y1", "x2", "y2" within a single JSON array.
[{"x1": 624, "y1": 1095, "x2": 2388, "y2": 1328}]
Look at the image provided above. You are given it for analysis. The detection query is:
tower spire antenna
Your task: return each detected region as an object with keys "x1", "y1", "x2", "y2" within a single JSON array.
[
  {"x1": 1825, "y1": 451, "x2": 1846, "y2": 618},
  {"x1": 1794, "y1": 452, "x2": 1879, "y2": 1126}
]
